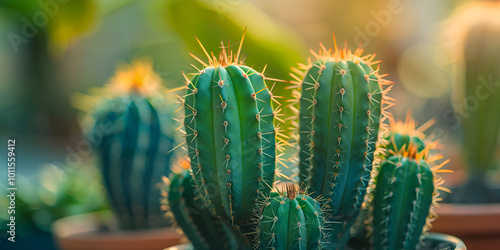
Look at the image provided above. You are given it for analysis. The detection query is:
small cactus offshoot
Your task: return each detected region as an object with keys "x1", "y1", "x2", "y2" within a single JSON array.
[{"x1": 257, "y1": 183, "x2": 327, "y2": 250}]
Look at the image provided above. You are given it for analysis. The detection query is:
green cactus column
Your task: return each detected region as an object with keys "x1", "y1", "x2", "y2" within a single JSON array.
[
  {"x1": 351, "y1": 115, "x2": 433, "y2": 246},
  {"x1": 182, "y1": 37, "x2": 279, "y2": 233},
  {"x1": 372, "y1": 153, "x2": 433, "y2": 250},
  {"x1": 258, "y1": 183, "x2": 326, "y2": 250},
  {"x1": 366, "y1": 115, "x2": 449, "y2": 250},
  {"x1": 291, "y1": 41, "x2": 393, "y2": 247},
  {"x1": 165, "y1": 170, "x2": 237, "y2": 250},
  {"x1": 89, "y1": 59, "x2": 175, "y2": 229}
]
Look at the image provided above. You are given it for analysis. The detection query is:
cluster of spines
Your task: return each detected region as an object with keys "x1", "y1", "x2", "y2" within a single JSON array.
[
  {"x1": 368, "y1": 115, "x2": 451, "y2": 250},
  {"x1": 172, "y1": 32, "x2": 288, "y2": 234},
  {"x1": 256, "y1": 183, "x2": 328, "y2": 250},
  {"x1": 90, "y1": 60, "x2": 175, "y2": 230},
  {"x1": 287, "y1": 38, "x2": 394, "y2": 246},
  {"x1": 161, "y1": 167, "x2": 237, "y2": 250}
]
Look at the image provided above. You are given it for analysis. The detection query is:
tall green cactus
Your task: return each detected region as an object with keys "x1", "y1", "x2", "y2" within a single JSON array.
[
  {"x1": 258, "y1": 183, "x2": 326, "y2": 250},
  {"x1": 182, "y1": 35, "x2": 280, "y2": 232},
  {"x1": 290, "y1": 40, "x2": 393, "y2": 247},
  {"x1": 164, "y1": 169, "x2": 237, "y2": 250},
  {"x1": 90, "y1": 59, "x2": 175, "y2": 229}
]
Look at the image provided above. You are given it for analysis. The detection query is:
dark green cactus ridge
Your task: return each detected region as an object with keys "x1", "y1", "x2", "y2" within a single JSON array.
[
  {"x1": 92, "y1": 93, "x2": 175, "y2": 229},
  {"x1": 258, "y1": 186, "x2": 326, "y2": 250},
  {"x1": 183, "y1": 39, "x2": 278, "y2": 228},
  {"x1": 292, "y1": 44, "x2": 392, "y2": 247},
  {"x1": 166, "y1": 171, "x2": 237, "y2": 250},
  {"x1": 372, "y1": 154, "x2": 434, "y2": 250}
]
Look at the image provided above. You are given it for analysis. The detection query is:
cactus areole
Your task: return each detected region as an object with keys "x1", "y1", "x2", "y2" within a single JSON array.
[{"x1": 182, "y1": 33, "x2": 281, "y2": 228}]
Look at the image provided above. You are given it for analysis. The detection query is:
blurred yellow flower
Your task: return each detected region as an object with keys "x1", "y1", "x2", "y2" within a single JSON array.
[{"x1": 108, "y1": 58, "x2": 161, "y2": 96}]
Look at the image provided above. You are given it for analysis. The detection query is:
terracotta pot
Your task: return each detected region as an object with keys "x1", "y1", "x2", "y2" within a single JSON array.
[
  {"x1": 52, "y1": 211, "x2": 185, "y2": 250},
  {"x1": 165, "y1": 233, "x2": 465, "y2": 250},
  {"x1": 432, "y1": 203, "x2": 500, "y2": 250}
]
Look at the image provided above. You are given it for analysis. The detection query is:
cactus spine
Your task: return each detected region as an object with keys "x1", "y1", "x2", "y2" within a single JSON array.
[
  {"x1": 90, "y1": 59, "x2": 175, "y2": 229},
  {"x1": 164, "y1": 168, "x2": 237, "y2": 250},
  {"x1": 182, "y1": 34, "x2": 281, "y2": 232},
  {"x1": 258, "y1": 183, "x2": 326, "y2": 250},
  {"x1": 289, "y1": 39, "x2": 393, "y2": 247}
]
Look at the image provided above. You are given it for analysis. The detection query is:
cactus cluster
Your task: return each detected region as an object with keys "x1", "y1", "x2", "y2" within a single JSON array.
[
  {"x1": 158, "y1": 34, "x2": 451, "y2": 250},
  {"x1": 89, "y1": 59, "x2": 176, "y2": 229}
]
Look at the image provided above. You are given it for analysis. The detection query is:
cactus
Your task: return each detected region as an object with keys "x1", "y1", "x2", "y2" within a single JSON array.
[
  {"x1": 352, "y1": 115, "x2": 449, "y2": 250},
  {"x1": 445, "y1": 2, "x2": 500, "y2": 202},
  {"x1": 351, "y1": 114, "x2": 436, "y2": 244},
  {"x1": 89, "y1": 59, "x2": 175, "y2": 229},
  {"x1": 181, "y1": 33, "x2": 283, "y2": 233},
  {"x1": 289, "y1": 38, "x2": 393, "y2": 247},
  {"x1": 462, "y1": 18, "x2": 500, "y2": 176},
  {"x1": 372, "y1": 152, "x2": 434, "y2": 250},
  {"x1": 164, "y1": 167, "x2": 238, "y2": 250},
  {"x1": 258, "y1": 183, "x2": 326, "y2": 250}
]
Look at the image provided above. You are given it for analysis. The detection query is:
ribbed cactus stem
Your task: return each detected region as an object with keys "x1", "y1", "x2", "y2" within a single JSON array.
[
  {"x1": 165, "y1": 171, "x2": 237, "y2": 250},
  {"x1": 363, "y1": 115, "x2": 449, "y2": 250},
  {"x1": 183, "y1": 35, "x2": 278, "y2": 231},
  {"x1": 372, "y1": 154, "x2": 434, "y2": 250},
  {"x1": 291, "y1": 41, "x2": 393, "y2": 247},
  {"x1": 352, "y1": 114, "x2": 435, "y2": 246},
  {"x1": 258, "y1": 183, "x2": 326, "y2": 250}
]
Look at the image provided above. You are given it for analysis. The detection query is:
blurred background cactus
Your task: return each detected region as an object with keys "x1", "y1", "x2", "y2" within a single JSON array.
[
  {"x1": 84, "y1": 58, "x2": 177, "y2": 229},
  {"x1": 443, "y1": 1, "x2": 500, "y2": 203}
]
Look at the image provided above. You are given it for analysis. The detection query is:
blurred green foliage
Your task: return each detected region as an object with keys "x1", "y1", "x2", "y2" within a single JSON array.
[{"x1": 0, "y1": 164, "x2": 108, "y2": 235}]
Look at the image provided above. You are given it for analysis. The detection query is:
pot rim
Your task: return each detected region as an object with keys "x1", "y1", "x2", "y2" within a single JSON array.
[{"x1": 426, "y1": 232, "x2": 466, "y2": 250}]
